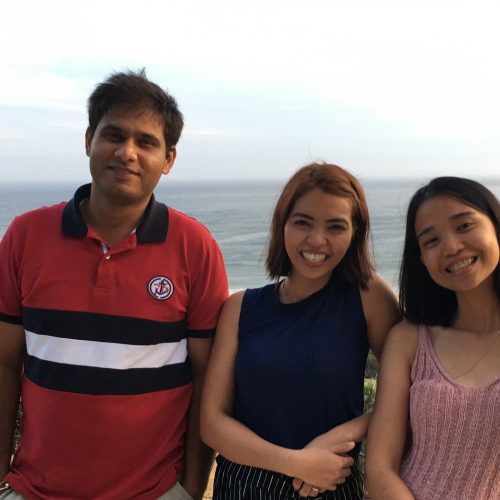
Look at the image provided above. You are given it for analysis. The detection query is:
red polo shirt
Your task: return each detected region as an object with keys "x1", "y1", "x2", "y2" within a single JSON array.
[{"x1": 0, "y1": 184, "x2": 228, "y2": 499}]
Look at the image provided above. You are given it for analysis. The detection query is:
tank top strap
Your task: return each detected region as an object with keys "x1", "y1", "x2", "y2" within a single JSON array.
[
  {"x1": 240, "y1": 286, "x2": 262, "y2": 312},
  {"x1": 411, "y1": 324, "x2": 442, "y2": 383},
  {"x1": 238, "y1": 284, "x2": 276, "y2": 339}
]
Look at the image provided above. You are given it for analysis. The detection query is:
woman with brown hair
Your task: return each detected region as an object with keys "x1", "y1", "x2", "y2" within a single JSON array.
[{"x1": 201, "y1": 163, "x2": 399, "y2": 499}]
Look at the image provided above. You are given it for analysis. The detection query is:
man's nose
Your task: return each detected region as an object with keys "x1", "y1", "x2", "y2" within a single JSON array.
[{"x1": 115, "y1": 139, "x2": 137, "y2": 162}]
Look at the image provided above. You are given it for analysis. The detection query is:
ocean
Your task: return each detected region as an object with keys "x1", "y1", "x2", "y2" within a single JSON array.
[{"x1": 1, "y1": 178, "x2": 499, "y2": 291}]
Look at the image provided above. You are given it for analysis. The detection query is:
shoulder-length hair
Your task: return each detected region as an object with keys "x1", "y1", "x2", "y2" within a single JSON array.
[
  {"x1": 399, "y1": 176, "x2": 500, "y2": 326},
  {"x1": 266, "y1": 162, "x2": 373, "y2": 289}
]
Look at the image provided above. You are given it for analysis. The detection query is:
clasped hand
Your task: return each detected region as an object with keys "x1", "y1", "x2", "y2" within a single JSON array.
[{"x1": 291, "y1": 440, "x2": 355, "y2": 498}]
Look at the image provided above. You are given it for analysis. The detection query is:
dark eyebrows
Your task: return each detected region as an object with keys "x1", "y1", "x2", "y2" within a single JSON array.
[
  {"x1": 450, "y1": 210, "x2": 474, "y2": 221},
  {"x1": 290, "y1": 212, "x2": 350, "y2": 224},
  {"x1": 99, "y1": 125, "x2": 161, "y2": 145},
  {"x1": 290, "y1": 212, "x2": 313, "y2": 220},
  {"x1": 99, "y1": 124, "x2": 122, "y2": 134},
  {"x1": 138, "y1": 133, "x2": 161, "y2": 145},
  {"x1": 327, "y1": 217, "x2": 350, "y2": 225},
  {"x1": 416, "y1": 226, "x2": 432, "y2": 240},
  {"x1": 416, "y1": 211, "x2": 475, "y2": 240}
]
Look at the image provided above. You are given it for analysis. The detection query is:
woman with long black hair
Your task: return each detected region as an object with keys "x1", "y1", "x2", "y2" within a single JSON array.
[{"x1": 366, "y1": 177, "x2": 500, "y2": 500}]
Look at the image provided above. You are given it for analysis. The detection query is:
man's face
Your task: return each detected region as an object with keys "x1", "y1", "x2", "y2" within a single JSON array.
[{"x1": 85, "y1": 105, "x2": 175, "y2": 207}]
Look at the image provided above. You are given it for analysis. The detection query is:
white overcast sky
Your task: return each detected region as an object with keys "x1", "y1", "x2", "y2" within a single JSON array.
[{"x1": 1, "y1": 0, "x2": 499, "y2": 182}]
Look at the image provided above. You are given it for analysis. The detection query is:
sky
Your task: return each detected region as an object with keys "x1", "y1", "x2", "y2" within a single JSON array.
[{"x1": 1, "y1": 0, "x2": 500, "y2": 183}]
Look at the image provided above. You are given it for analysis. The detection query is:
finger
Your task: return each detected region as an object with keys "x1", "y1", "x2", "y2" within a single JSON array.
[
  {"x1": 310, "y1": 487, "x2": 321, "y2": 498},
  {"x1": 332, "y1": 475, "x2": 347, "y2": 485},
  {"x1": 299, "y1": 483, "x2": 316, "y2": 498},
  {"x1": 298, "y1": 483, "x2": 311, "y2": 497},
  {"x1": 292, "y1": 478, "x2": 304, "y2": 491},
  {"x1": 327, "y1": 484, "x2": 338, "y2": 492},
  {"x1": 340, "y1": 455, "x2": 355, "y2": 468},
  {"x1": 330, "y1": 441, "x2": 356, "y2": 454},
  {"x1": 331, "y1": 466, "x2": 352, "y2": 483},
  {"x1": 340, "y1": 466, "x2": 353, "y2": 477}
]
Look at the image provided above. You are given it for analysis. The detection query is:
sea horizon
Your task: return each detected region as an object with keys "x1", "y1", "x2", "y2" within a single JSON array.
[{"x1": 2, "y1": 177, "x2": 499, "y2": 291}]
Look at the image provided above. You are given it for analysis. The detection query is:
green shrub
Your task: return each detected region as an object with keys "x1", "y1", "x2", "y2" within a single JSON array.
[
  {"x1": 14, "y1": 401, "x2": 22, "y2": 452},
  {"x1": 363, "y1": 378, "x2": 377, "y2": 412},
  {"x1": 364, "y1": 350, "x2": 378, "y2": 379}
]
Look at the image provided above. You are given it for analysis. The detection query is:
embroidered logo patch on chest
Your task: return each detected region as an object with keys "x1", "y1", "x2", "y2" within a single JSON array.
[{"x1": 148, "y1": 276, "x2": 174, "y2": 301}]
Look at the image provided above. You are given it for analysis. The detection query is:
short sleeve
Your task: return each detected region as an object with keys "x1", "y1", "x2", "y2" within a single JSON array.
[
  {"x1": 0, "y1": 218, "x2": 23, "y2": 324},
  {"x1": 186, "y1": 235, "x2": 228, "y2": 338}
]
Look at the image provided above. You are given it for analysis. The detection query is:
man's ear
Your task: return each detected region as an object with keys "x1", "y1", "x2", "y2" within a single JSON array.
[
  {"x1": 163, "y1": 147, "x2": 177, "y2": 175},
  {"x1": 85, "y1": 127, "x2": 92, "y2": 157}
]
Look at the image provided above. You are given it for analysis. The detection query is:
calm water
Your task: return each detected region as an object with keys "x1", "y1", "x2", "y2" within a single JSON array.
[{"x1": 1, "y1": 178, "x2": 499, "y2": 290}]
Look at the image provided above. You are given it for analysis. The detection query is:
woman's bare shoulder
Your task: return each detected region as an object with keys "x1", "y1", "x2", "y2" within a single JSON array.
[{"x1": 384, "y1": 320, "x2": 420, "y2": 359}]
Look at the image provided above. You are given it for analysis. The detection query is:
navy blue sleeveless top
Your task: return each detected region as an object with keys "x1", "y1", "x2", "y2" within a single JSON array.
[{"x1": 233, "y1": 277, "x2": 368, "y2": 450}]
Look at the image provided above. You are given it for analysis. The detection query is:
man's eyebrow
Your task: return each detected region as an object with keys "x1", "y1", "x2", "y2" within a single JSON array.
[
  {"x1": 99, "y1": 125, "x2": 161, "y2": 144},
  {"x1": 100, "y1": 124, "x2": 123, "y2": 133},
  {"x1": 138, "y1": 132, "x2": 161, "y2": 144},
  {"x1": 417, "y1": 211, "x2": 474, "y2": 240}
]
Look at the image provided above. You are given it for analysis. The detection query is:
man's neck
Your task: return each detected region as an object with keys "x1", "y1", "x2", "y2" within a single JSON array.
[{"x1": 81, "y1": 193, "x2": 150, "y2": 248}]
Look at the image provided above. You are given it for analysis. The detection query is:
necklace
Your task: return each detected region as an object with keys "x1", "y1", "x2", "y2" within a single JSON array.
[
  {"x1": 280, "y1": 279, "x2": 290, "y2": 303},
  {"x1": 451, "y1": 328, "x2": 500, "y2": 380},
  {"x1": 280, "y1": 279, "x2": 300, "y2": 303}
]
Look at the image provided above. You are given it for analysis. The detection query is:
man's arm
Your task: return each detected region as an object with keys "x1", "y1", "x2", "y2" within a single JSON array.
[
  {"x1": 0, "y1": 321, "x2": 25, "y2": 479},
  {"x1": 181, "y1": 230, "x2": 228, "y2": 498},
  {"x1": 181, "y1": 337, "x2": 214, "y2": 500}
]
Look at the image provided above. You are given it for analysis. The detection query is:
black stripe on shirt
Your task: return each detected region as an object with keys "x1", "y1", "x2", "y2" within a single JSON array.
[
  {"x1": 187, "y1": 328, "x2": 215, "y2": 339},
  {"x1": 24, "y1": 354, "x2": 192, "y2": 395},
  {"x1": 0, "y1": 312, "x2": 22, "y2": 325},
  {"x1": 22, "y1": 307, "x2": 186, "y2": 345}
]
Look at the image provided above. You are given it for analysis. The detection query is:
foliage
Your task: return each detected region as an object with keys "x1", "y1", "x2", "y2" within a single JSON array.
[
  {"x1": 359, "y1": 377, "x2": 378, "y2": 474},
  {"x1": 14, "y1": 401, "x2": 22, "y2": 452},
  {"x1": 364, "y1": 350, "x2": 379, "y2": 379},
  {"x1": 363, "y1": 378, "x2": 377, "y2": 412}
]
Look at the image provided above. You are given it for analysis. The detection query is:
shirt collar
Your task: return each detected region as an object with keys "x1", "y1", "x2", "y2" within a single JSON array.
[{"x1": 61, "y1": 183, "x2": 169, "y2": 243}]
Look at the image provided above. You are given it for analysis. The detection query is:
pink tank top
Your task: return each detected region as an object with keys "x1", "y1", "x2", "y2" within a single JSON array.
[{"x1": 400, "y1": 325, "x2": 500, "y2": 500}]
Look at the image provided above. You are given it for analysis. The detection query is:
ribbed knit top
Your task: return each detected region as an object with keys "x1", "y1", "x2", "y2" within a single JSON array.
[
  {"x1": 400, "y1": 325, "x2": 500, "y2": 500},
  {"x1": 233, "y1": 278, "x2": 368, "y2": 450}
]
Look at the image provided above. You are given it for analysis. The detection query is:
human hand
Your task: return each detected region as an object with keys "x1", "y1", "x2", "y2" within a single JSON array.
[
  {"x1": 289, "y1": 441, "x2": 355, "y2": 493},
  {"x1": 291, "y1": 480, "x2": 326, "y2": 498}
]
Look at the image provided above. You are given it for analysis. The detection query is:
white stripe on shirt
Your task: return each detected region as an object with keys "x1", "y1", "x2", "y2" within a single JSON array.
[{"x1": 25, "y1": 330, "x2": 187, "y2": 369}]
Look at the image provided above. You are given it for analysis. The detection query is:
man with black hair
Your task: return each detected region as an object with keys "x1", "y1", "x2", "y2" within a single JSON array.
[{"x1": 0, "y1": 70, "x2": 228, "y2": 499}]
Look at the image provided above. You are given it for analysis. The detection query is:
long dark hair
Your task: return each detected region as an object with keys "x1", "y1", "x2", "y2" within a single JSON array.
[
  {"x1": 399, "y1": 176, "x2": 500, "y2": 326},
  {"x1": 266, "y1": 162, "x2": 373, "y2": 289}
]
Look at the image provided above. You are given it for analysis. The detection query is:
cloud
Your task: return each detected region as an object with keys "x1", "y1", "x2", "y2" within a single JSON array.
[
  {"x1": 1, "y1": 0, "x2": 500, "y2": 179},
  {"x1": 185, "y1": 128, "x2": 225, "y2": 136},
  {"x1": 281, "y1": 105, "x2": 310, "y2": 111}
]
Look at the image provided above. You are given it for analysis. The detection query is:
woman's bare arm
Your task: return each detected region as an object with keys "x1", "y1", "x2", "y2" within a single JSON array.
[
  {"x1": 365, "y1": 322, "x2": 418, "y2": 499},
  {"x1": 200, "y1": 291, "x2": 355, "y2": 491}
]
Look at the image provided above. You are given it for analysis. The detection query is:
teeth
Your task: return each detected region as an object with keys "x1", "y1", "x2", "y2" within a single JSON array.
[
  {"x1": 302, "y1": 252, "x2": 327, "y2": 263},
  {"x1": 447, "y1": 257, "x2": 475, "y2": 273}
]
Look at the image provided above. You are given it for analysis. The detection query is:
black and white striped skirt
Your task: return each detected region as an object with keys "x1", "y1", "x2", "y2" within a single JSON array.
[{"x1": 213, "y1": 455, "x2": 364, "y2": 500}]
